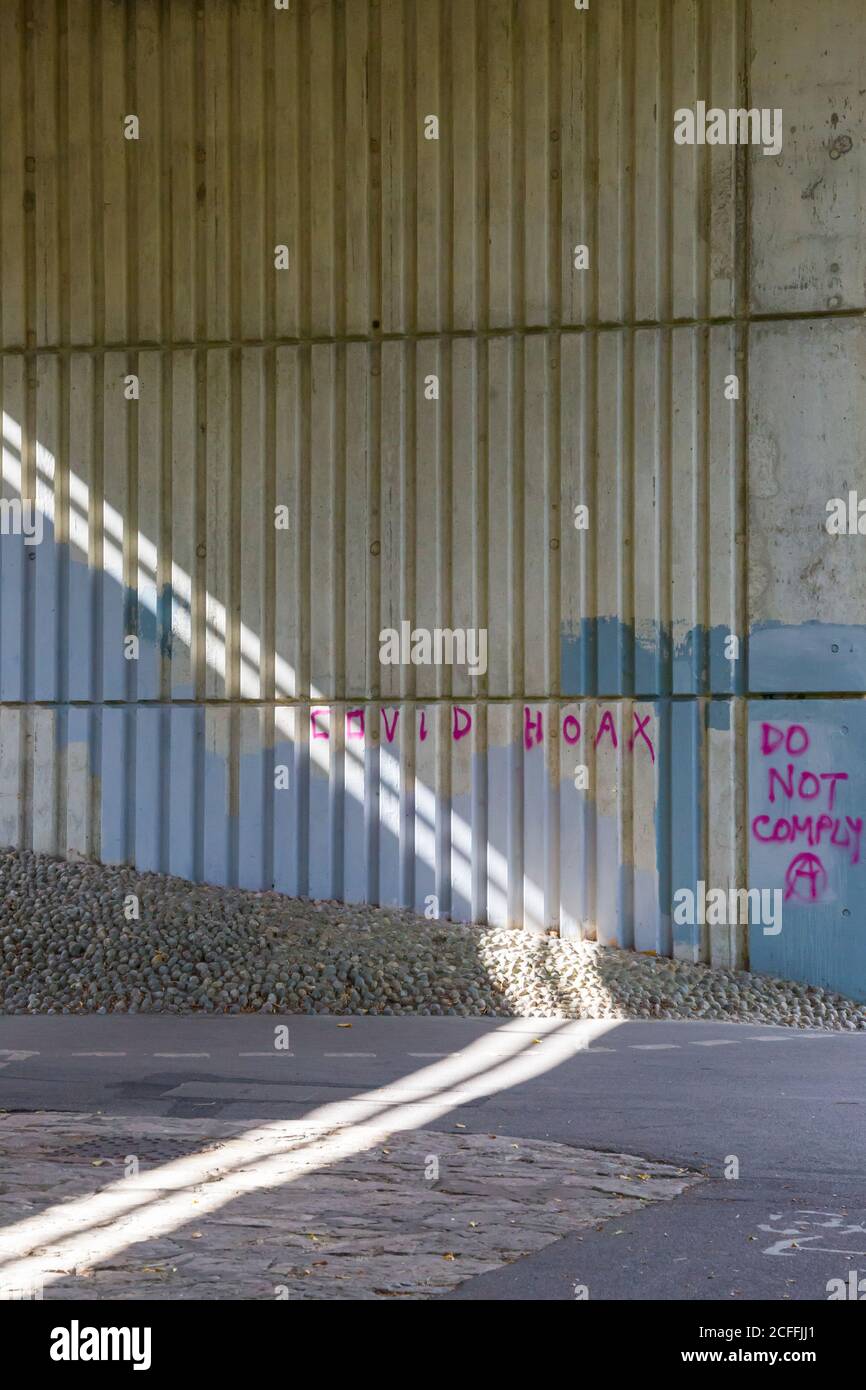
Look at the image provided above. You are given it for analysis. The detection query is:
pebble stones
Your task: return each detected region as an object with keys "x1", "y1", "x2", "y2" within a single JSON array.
[{"x1": 0, "y1": 847, "x2": 864, "y2": 1029}]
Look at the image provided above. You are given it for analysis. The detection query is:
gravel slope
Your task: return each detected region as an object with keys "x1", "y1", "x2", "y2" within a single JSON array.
[{"x1": 1, "y1": 849, "x2": 864, "y2": 1028}]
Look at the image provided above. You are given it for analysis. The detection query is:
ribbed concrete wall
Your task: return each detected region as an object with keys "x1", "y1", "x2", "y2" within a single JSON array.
[{"x1": 0, "y1": 0, "x2": 863, "y2": 997}]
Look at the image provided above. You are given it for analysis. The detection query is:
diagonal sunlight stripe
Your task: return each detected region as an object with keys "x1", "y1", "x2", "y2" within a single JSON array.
[
  {"x1": 1, "y1": 412, "x2": 513, "y2": 907},
  {"x1": 0, "y1": 1020, "x2": 616, "y2": 1292}
]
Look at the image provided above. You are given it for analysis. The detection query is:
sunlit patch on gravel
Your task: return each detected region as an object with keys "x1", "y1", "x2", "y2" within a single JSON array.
[{"x1": 1, "y1": 849, "x2": 863, "y2": 1029}]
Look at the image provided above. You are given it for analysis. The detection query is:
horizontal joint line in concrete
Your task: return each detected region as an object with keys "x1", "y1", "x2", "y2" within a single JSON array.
[
  {"x1": 3, "y1": 694, "x2": 866, "y2": 709},
  {"x1": 1, "y1": 305, "x2": 864, "y2": 357}
]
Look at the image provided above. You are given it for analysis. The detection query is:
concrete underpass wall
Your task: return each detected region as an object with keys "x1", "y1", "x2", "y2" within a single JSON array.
[{"x1": 0, "y1": 1, "x2": 863, "y2": 998}]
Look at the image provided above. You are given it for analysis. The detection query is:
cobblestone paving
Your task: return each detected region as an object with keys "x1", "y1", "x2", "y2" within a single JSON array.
[{"x1": 0, "y1": 1111, "x2": 700, "y2": 1299}]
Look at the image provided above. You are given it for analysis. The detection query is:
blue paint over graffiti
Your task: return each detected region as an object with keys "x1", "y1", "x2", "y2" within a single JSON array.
[
  {"x1": 749, "y1": 620, "x2": 866, "y2": 693},
  {"x1": 706, "y1": 700, "x2": 731, "y2": 731},
  {"x1": 560, "y1": 617, "x2": 744, "y2": 697}
]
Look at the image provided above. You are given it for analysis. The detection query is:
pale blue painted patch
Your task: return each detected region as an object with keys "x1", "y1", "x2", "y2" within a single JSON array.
[
  {"x1": 651, "y1": 699, "x2": 673, "y2": 960},
  {"x1": 708, "y1": 625, "x2": 742, "y2": 694},
  {"x1": 0, "y1": 529, "x2": 27, "y2": 701},
  {"x1": 668, "y1": 701, "x2": 704, "y2": 959},
  {"x1": 706, "y1": 700, "x2": 731, "y2": 731},
  {"x1": 748, "y1": 699, "x2": 866, "y2": 1002},
  {"x1": 100, "y1": 707, "x2": 132, "y2": 864},
  {"x1": 272, "y1": 737, "x2": 301, "y2": 897},
  {"x1": 750, "y1": 620, "x2": 866, "y2": 693},
  {"x1": 134, "y1": 707, "x2": 165, "y2": 870},
  {"x1": 67, "y1": 551, "x2": 95, "y2": 701},
  {"x1": 168, "y1": 706, "x2": 201, "y2": 882},
  {"x1": 560, "y1": 618, "x2": 744, "y2": 697},
  {"x1": 15, "y1": 531, "x2": 177, "y2": 703}
]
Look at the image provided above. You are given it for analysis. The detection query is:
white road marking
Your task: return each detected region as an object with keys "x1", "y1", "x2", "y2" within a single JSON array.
[
  {"x1": 689, "y1": 1040, "x2": 739, "y2": 1047},
  {"x1": 324, "y1": 1052, "x2": 377, "y2": 1058},
  {"x1": 162, "y1": 1081, "x2": 473, "y2": 1104},
  {"x1": 630, "y1": 1043, "x2": 679, "y2": 1050},
  {"x1": 238, "y1": 1052, "x2": 294, "y2": 1057},
  {"x1": 407, "y1": 1052, "x2": 450, "y2": 1058},
  {"x1": 0, "y1": 1050, "x2": 39, "y2": 1068},
  {"x1": 69, "y1": 1051, "x2": 127, "y2": 1057},
  {"x1": 152, "y1": 1052, "x2": 211, "y2": 1058},
  {"x1": 0, "y1": 1018, "x2": 620, "y2": 1296}
]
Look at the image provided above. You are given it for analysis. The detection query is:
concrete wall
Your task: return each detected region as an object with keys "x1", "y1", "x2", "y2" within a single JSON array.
[{"x1": 0, "y1": 1, "x2": 863, "y2": 996}]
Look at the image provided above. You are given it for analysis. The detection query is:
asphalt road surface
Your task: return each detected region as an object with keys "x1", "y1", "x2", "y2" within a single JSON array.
[{"x1": 0, "y1": 1015, "x2": 863, "y2": 1301}]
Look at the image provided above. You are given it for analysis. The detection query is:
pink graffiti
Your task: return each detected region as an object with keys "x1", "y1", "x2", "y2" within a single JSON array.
[
  {"x1": 629, "y1": 711, "x2": 656, "y2": 763},
  {"x1": 760, "y1": 722, "x2": 810, "y2": 757},
  {"x1": 304, "y1": 705, "x2": 657, "y2": 760},
  {"x1": 768, "y1": 764, "x2": 849, "y2": 811},
  {"x1": 563, "y1": 714, "x2": 581, "y2": 745},
  {"x1": 784, "y1": 853, "x2": 828, "y2": 903},
  {"x1": 452, "y1": 707, "x2": 471, "y2": 741},
  {"x1": 521, "y1": 707, "x2": 654, "y2": 759},
  {"x1": 524, "y1": 707, "x2": 543, "y2": 750},
  {"x1": 311, "y1": 708, "x2": 330, "y2": 739},
  {"x1": 594, "y1": 710, "x2": 618, "y2": 750},
  {"x1": 755, "y1": 720, "x2": 861, "y2": 901},
  {"x1": 751, "y1": 812, "x2": 862, "y2": 865}
]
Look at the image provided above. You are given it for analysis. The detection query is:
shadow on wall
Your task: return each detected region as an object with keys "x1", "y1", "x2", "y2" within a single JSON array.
[
  {"x1": 0, "y1": 405, "x2": 677, "y2": 956},
  {"x1": 1, "y1": 408, "x2": 863, "y2": 1000}
]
